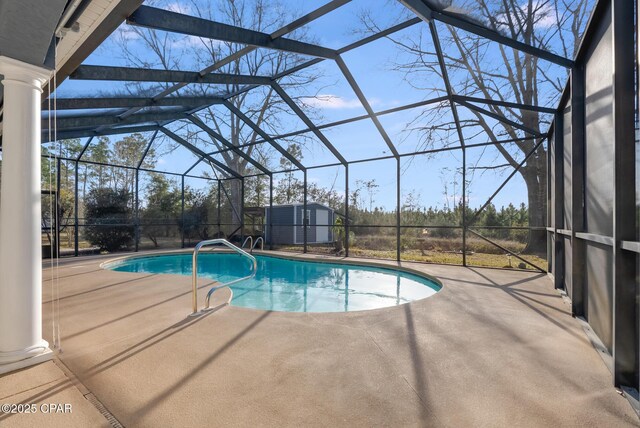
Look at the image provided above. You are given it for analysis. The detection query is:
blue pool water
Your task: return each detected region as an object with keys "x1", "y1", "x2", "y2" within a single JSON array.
[{"x1": 106, "y1": 253, "x2": 441, "y2": 313}]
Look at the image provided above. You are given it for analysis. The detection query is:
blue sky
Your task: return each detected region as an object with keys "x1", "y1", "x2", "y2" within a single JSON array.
[{"x1": 51, "y1": 0, "x2": 590, "y2": 211}]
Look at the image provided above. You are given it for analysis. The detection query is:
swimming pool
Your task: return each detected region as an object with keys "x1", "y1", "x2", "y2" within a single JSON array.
[{"x1": 105, "y1": 253, "x2": 441, "y2": 313}]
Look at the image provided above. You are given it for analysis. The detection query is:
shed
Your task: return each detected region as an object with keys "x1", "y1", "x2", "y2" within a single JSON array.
[{"x1": 265, "y1": 203, "x2": 335, "y2": 245}]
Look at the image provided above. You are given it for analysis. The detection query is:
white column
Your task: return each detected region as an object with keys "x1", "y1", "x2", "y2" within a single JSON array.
[{"x1": 0, "y1": 56, "x2": 53, "y2": 374}]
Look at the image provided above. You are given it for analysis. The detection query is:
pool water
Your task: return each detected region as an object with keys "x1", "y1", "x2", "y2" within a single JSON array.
[{"x1": 106, "y1": 253, "x2": 441, "y2": 313}]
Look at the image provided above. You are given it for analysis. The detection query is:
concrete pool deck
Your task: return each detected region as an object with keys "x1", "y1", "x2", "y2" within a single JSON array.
[{"x1": 1, "y1": 250, "x2": 637, "y2": 427}]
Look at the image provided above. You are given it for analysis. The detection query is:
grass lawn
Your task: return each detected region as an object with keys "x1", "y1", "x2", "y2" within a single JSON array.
[{"x1": 347, "y1": 248, "x2": 545, "y2": 271}]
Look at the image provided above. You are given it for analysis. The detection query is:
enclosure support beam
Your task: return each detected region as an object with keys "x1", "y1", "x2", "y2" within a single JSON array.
[
  {"x1": 468, "y1": 138, "x2": 546, "y2": 225},
  {"x1": 468, "y1": 229, "x2": 545, "y2": 273},
  {"x1": 134, "y1": 169, "x2": 140, "y2": 252},
  {"x1": 159, "y1": 127, "x2": 242, "y2": 179},
  {"x1": 219, "y1": 180, "x2": 243, "y2": 235},
  {"x1": 335, "y1": 56, "x2": 399, "y2": 158},
  {"x1": 74, "y1": 160, "x2": 79, "y2": 257},
  {"x1": 216, "y1": 137, "x2": 536, "y2": 173},
  {"x1": 137, "y1": 130, "x2": 158, "y2": 169},
  {"x1": 217, "y1": 180, "x2": 223, "y2": 239},
  {"x1": 136, "y1": 130, "x2": 158, "y2": 251},
  {"x1": 183, "y1": 158, "x2": 203, "y2": 176},
  {"x1": 269, "y1": 175, "x2": 273, "y2": 251},
  {"x1": 303, "y1": 171, "x2": 308, "y2": 254},
  {"x1": 345, "y1": 164, "x2": 350, "y2": 257},
  {"x1": 240, "y1": 179, "x2": 245, "y2": 246},
  {"x1": 611, "y1": 0, "x2": 637, "y2": 388},
  {"x1": 398, "y1": 0, "x2": 573, "y2": 68},
  {"x1": 188, "y1": 116, "x2": 271, "y2": 175},
  {"x1": 569, "y1": 67, "x2": 586, "y2": 318},
  {"x1": 52, "y1": 110, "x2": 188, "y2": 130},
  {"x1": 429, "y1": 20, "x2": 467, "y2": 265},
  {"x1": 53, "y1": 155, "x2": 209, "y2": 181},
  {"x1": 55, "y1": 158, "x2": 61, "y2": 259},
  {"x1": 127, "y1": 6, "x2": 338, "y2": 60},
  {"x1": 0, "y1": 56, "x2": 53, "y2": 374},
  {"x1": 76, "y1": 136, "x2": 94, "y2": 162},
  {"x1": 396, "y1": 158, "x2": 401, "y2": 262},
  {"x1": 552, "y1": 114, "x2": 564, "y2": 290},
  {"x1": 180, "y1": 177, "x2": 185, "y2": 248},
  {"x1": 270, "y1": 83, "x2": 347, "y2": 165},
  {"x1": 50, "y1": 125, "x2": 161, "y2": 142},
  {"x1": 547, "y1": 131, "x2": 552, "y2": 272},
  {"x1": 462, "y1": 147, "x2": 467, "y2": 266},
  {"x1": 49, "y1": 96, "x2": 225, "y2": 110},
  {"x1": 452, "y1": 95, "x2": 556, "y2": 114},
  {"x1": 71, "y1": 65, "x2": 274, "y2": 86},
  {"x1": 456, "y1": 99, "x2": 543, "y2": 138},
  {"x1": 223, "y1": 101, "x2": 306, "y2": 172}
]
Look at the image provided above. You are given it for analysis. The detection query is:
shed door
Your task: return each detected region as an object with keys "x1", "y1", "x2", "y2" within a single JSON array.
[{"x1": 316, "y1": 210, "x2": 329, "y2": 242}]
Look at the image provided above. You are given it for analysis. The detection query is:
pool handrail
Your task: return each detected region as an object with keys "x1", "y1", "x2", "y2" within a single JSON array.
[
  {"x1": 192, "y1": 239, "x2": 257, "y2": 314},
  {"x1": 253, "y1": 236, "x2": 264, "y2": 251}
]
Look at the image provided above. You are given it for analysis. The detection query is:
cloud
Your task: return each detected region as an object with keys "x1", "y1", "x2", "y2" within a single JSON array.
[
  {"x1": 169, "y1": 35, "x2": 209, "y2": 49},
  {"x1": 113, "y1": 23, "x2": 141, "y2": 41},
  {"x1": 300, "y1": 94, "x2": 380, "y2": 110},
  {"x1": 112, "y1": 22, "x2": 214, "y2": 51},
  {"x1": 496, "y1": 0, "x2": 557, "y2": 32},
  {"x1": 526, "y1": 0, "x2": 556, "y2": 29}
]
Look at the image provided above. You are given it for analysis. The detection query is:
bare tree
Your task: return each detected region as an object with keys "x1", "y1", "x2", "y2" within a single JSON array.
[
  {"x1": 116, "y1": 0, "x2": 321, "y2": 236},
  {"x1": 362, "y1": 0, "x2": 589, "y2": 253}
]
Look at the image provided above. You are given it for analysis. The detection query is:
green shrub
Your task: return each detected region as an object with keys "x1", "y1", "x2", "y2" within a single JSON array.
[
  {"x1": 178, "y1": 189, "x2": 212, "y2": 241},
  {"x1": 84, "y1": 188, "x2": 134, "y2": 252}
]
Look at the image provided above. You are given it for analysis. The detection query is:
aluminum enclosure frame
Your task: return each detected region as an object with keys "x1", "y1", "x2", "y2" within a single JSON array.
[
  {"x1": 25, "y1": 0, "x2": 639, "y2": 402},
  {"x1": 39, "y1": 0, "x2": 561, "y2": 274}
]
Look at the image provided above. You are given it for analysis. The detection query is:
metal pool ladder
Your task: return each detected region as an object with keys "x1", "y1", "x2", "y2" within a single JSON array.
[
  {"x1": 192, "y1": 239, "x2": 257, "y2": 315},
  {"x1": 241, "y1": 236, "x2": 264, "y2": 253},
  {"x1": 253, "y1": 236, "x2": 264, "y2": 251},
  {"x1": 241, "y1": 236, "x2": 253, "y2": 251}
]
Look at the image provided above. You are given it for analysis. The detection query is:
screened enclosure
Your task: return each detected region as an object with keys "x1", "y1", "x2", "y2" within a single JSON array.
[
  {"x1": 0, "y1": 0, "x2": 638, "y2": 401},
  {"x1": 23, "y1": 0, "x2": 594, "y2": 274}
]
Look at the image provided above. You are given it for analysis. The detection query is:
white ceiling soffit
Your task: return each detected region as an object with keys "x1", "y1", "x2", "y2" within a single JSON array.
[
  {"x1": 0, "y1": 0, "x2": 67, "y2": 67},
  {"x1": 55, "y1": 0, "x2": 123, "y2": 73},
  {"x1": 50, "y1": 0, "x2": 144, "y2": 94},
  {"x1": 0, "y1": 0, "x2": 143, "y2": 141}
]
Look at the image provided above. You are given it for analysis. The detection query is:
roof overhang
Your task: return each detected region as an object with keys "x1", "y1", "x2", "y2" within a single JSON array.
[{"x1": 0, "y1": 0, "x2": 143, "y2": 141}]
